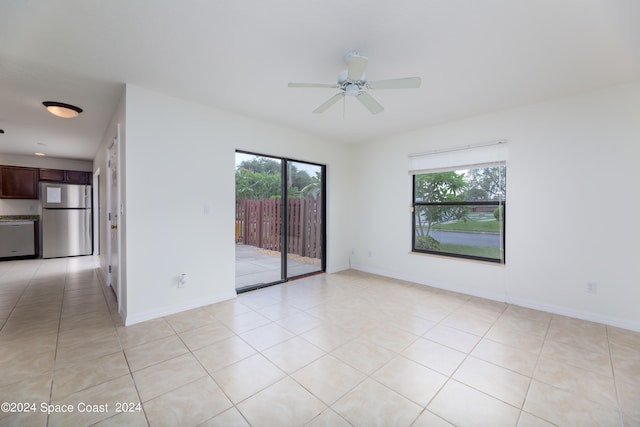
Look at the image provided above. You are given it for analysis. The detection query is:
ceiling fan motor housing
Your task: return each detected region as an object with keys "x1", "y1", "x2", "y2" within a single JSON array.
[
  {"x1": 338, "y1": 70, "x2": 367, "y2": 90},
  {"x1": 344, "y1": 83, "x2": 361, "y2": 96}
]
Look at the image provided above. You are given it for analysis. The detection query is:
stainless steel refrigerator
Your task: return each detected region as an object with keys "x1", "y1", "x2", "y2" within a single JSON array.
[{"x1": 40, "y1": 182, "x2": 92, "y2": 258}]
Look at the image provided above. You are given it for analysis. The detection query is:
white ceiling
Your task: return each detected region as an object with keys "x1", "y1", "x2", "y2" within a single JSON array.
[{"x1": 1, "y1": 0, "x2": 639, "y2": 160}]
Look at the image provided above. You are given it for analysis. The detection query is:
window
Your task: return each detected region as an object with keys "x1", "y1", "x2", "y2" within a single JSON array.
[{"x1": 410, "y1": 143, "x2": 506, "y2": 263}]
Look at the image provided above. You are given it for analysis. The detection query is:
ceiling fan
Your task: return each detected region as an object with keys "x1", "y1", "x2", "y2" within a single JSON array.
[{"x1": 288, "y1": 52, "x2": 421, "y2": 114}]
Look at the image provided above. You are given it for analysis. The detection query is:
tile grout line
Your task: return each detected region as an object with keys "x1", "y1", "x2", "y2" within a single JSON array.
[
  {"x1": 46, "y1": 258, "x2": 68, "y2": 427},
  {"x1": 257, "y1": 283, "x2": 444, "y2": 426},
  {"x1": 101, "y1": 265, "x2": 152, "y2": 427},
  {"x1": 0, "y1": 260, "x2": 41, "y2": 333},
  {"x1": 416, "y1": 301, "x2": 515, "y2": 424},
  {"x1": 13, "y1": 262, "x2": 632, "y2": 427},
  {"x1": 218, "y1": 295, "x2": 360, "y2": 426},
  {"x1": 171, "y1": 313, "x2": 241, "y2": 425},
  {"x1": 604, "y1": 325, "x2": 626, "y2": 427},
  {"x1": 518, "y1": 313, "x2": 556, "y2": 426}
]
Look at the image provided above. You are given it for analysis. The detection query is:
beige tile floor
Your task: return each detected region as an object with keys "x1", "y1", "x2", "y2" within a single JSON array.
[{"x1": 1, "y1": 257, "x2": 639, "y2": 426}]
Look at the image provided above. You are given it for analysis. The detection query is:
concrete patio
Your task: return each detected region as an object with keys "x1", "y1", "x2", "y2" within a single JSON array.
[{"x1": 235, "y1": 243, "x2": 321, "y2": 290}]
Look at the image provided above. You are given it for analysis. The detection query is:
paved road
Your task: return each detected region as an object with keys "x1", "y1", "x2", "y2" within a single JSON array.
[{"x1": 427, "y1": 230, "x2": 502, "y2": 248}]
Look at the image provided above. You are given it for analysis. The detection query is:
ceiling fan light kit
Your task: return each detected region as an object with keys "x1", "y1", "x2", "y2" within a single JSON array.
[{"x1": 288, "y1": 51, "x2": 421, "y2": 115}]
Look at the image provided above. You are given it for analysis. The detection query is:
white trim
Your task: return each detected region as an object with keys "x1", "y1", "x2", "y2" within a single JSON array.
[
  {"x1": 106, "y1": 124, "x2": 122, "y2": 314},
  {"x1": 326, "y1": 263, "x2": 350, "y2": 274},
  {"x1": 119, "y1": 306, "x2": 127, "y2": 325},
  {"x1": 351, "y1": 263, "x2": 508, "y2": 303},
  {"x1": 96, "y1": 263, "x2": 126, "y2": 325},
  {"x1": 508, "y1": 297, "x2": 640, "y2": 333},
  {"x1": 97, "y1": 265, "x2": 108, "y2": 286},
  {"x1": 123, "y1": 292, "x2": 238, "y2": 326},
  {"x1": 351, "y1": 265, "x2": 640, "y2": 333},
  {"x1": 92, "y1": 168, "x2": 100, "y2": 256}
]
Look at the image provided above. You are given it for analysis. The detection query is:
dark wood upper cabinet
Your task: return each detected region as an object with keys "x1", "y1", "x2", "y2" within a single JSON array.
[
  {"x1": 1, "y1": 166, "x2": 92, "y2": 199},
  {"x1": 64, "y1": 170, "x2": 92, "y2": 185},
  {"x1": 38, "y1": 168, "x2": 66, "y2": 182},
  {"x1": 0, "y1": 166, "x2": 38, "y2": 199},
  {"x1": 39, "y1": 168, "x2": 92, "y2": 185}
]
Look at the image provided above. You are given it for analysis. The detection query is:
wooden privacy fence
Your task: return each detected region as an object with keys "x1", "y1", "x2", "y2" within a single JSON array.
[{"x1": 236, "y1": 197, "x2": 322, "y2": 258}]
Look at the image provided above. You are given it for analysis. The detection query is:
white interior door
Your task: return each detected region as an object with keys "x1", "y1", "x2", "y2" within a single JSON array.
[{"x1": 107, "y1": 126, "x2": 121, "y2": 311}]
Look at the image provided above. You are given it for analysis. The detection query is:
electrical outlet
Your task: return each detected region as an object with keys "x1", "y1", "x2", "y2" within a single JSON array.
[
  {"x1": 178, "y1": 273, "x2": 187, "y2": 288},
  {"x1": 586, "y1": 282, "x2": 597, "y2": 294}
]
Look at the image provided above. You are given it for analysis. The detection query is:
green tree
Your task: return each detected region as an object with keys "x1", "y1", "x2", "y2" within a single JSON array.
[
  {"x1": 286, "y1": 164, "x2": 314, "y2": 198},
  {"x1": 235, "y1": 158, "x2": 319, "y2": 200},
  {"x1": 238, "y1": 157, "x2": 281, "y2": 175},
  {"x1": 300, "y1": 171, "x2": 322, "y2": 197},
  {"x1": 235, "y1": 169, "x2": 281, "y2": 200},
  {"x1": 414, "y1": 171, "x2": 467, "y2": 248},
  {"x1": 465, "y1": 166, "x2": 506, "y2": 201},
  {"x1": 236, "y1": 157, "x2": 280, "y2": 199}
]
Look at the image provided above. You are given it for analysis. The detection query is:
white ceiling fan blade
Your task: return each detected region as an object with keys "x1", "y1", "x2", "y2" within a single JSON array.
[
  {"x1": 313, "y1": 93, "x2": 344, "y2": 113},
  {"x1": 367, "y1": 77, "x2": 422, "y2": 89},
  {"x1": 288, "y1": 82, "x2": 338, "y2": 88},
  {"x1": 347, "y1": 54, "x2": 368, "y2": 81},
  {"x1": 357, "y1": 91, "x2": 384, "y2": 114}
]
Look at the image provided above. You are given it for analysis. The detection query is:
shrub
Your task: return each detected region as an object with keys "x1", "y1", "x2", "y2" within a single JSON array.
[
  {"x1": 493, "y1": 206, "x2": 504, "y2": 221},
  {"x1": 416, "y1": 235, "x2": 441, "y2": 250}
]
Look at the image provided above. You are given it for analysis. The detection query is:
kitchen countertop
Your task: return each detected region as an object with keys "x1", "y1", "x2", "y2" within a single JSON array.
[{"x1": 0, "y1": 215, "x2": 39, "y2": 222}]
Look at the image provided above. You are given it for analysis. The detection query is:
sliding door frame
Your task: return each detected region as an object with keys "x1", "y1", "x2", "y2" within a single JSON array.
[{"x1": 235, "y1": 150, "x2": 326, "y2": 293}]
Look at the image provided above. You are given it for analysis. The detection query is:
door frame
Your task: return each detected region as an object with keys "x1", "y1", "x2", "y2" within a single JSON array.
[
  {"x1": 106, "y1": 124, "x2": 122, "y2": 313},
  {"x1": 92, "y1": 168, "x2": 100, "y2": 256},
  {"x1": 235, "y1": 150, "x2": 326, "y2": 293}
]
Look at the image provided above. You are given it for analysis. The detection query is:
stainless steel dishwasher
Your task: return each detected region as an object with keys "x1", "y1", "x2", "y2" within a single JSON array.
[{"x1": 0, "y1": 221, "x2": 36, "y2": 258}]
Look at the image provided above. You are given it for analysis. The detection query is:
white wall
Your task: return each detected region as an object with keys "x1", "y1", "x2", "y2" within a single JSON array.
[
  {"x1": 350, "y1": 82, "x2": 640, "y2": 331},
  {"x1": 121, "y1": 85, "x2": 352, "y2": 325},
  {"x1": 0, "y1": 154, "x2": 93, "y2": 171}
]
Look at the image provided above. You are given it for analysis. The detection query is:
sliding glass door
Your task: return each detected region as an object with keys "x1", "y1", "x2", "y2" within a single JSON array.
[
  {"x1": 235, "y1": 153, "x2": 283, "y2": 289},
  {"x1": 235, "y1": 151, "x2": 325, "y2": 292},
  {"x1": 286, "y1": 161, "x2": 324, "y2": 279}
]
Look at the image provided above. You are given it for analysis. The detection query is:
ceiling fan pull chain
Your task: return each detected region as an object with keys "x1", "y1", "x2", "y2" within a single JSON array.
[{"x1": 343, "y1": 96, "x2": 346, "y2": 119}]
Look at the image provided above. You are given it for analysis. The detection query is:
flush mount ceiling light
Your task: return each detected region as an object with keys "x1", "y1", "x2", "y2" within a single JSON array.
[{"x1": 42, "y1": 101, "x2": 83, "y2": 118}]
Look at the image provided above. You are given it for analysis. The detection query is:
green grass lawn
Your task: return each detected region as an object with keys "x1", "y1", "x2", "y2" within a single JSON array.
[
  {"x1": 433, "y1": 219, "x2": 502, "y2": 233},
  {"x1": 437, "y1": 243, "x2": 503, "y2": 260}
]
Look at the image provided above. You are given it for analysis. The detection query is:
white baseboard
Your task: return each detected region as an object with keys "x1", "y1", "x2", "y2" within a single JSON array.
[
  {"x1": 351, "y1": 264, "x2": 640, "y2": 333},
  {"x1": 351, "y1": 263, "x2": 508, "y2": 303},
  {"x1": 327, "y1": 263, "x2": 351, "y2": 274},
  {"x1": 96, "y1": 266, "x2": 109, "y2": 286},
  {"x1": 95, "y1": 265, "x2": 127, "y2": 326},
  {"x1": 508, "y1": 297, "x2": 640, "y2": 332},
  {"x1": 124, "y1": 292, "x2": 238, "y2": 326}
]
